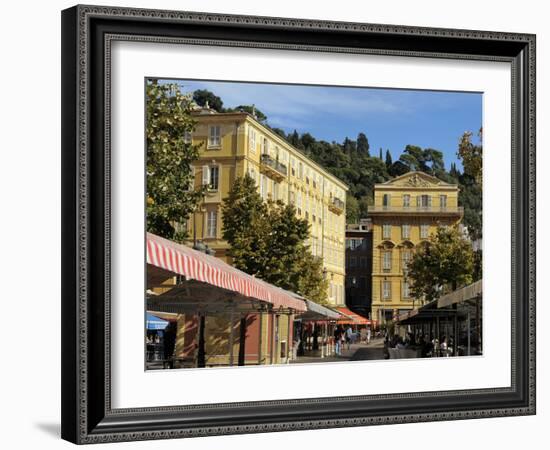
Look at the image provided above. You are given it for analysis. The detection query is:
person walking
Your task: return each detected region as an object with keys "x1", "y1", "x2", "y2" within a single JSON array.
[
  {"x1": 345, "y1": 325, "x2": 353, "y2": 350},
  {"x1": 366, "y1": 327, "x2": 371, "y2": 345},
  {"x1": 334, "y1": 326, "x2": 342, "y2": 356}
]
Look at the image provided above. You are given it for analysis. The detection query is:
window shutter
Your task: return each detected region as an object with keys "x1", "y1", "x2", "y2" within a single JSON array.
[
  {"x1": 428, "y1": 195, "x2": 432, "y2": 207},
  {"x1": 202, "y1": 165, "x2": 210, "y2": 186},
  {"x1": 416, "y1": 195, "x2": 421, "y2": 207}
]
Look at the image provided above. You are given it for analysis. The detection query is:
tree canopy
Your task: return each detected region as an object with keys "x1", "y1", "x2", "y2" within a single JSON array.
[
  {"x1": 192, "y1": 89, "x2": 224, "y2": 112},
  {"x1": 407, "y1": 226, "x2": 475, "y2": 303},
  {"x1": 222, "y1": 175, "x2": 328, "y2": 304},
  {"x1": 146, "y1": 80, "x2": 204, "y2": 242}
]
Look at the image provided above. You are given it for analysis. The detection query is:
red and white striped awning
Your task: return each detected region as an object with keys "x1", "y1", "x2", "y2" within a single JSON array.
[
  {"x1": 146, "y1": 232, "x2": 306, "y2": 312},
  {"x1": 335, "y1": 307, "x2": 372, "y2": 325}
]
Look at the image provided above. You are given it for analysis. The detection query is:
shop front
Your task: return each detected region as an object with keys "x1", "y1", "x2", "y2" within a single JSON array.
[{"x1": 145, "y1": 233, "x2": 307, "y2": 369}]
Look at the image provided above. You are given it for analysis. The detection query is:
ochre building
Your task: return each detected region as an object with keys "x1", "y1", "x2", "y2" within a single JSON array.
[
  {"x1": 368, "y1": 172, "x2": 463, "y2": 324},
  {"x1": 185, "y1": 107, "x2": 348, "y2": 306}
]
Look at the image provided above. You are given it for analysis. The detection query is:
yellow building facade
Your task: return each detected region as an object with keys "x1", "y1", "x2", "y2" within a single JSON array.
[
  {"x1": 368, "y1": 172, "x2": 463, "y2": 324},
  {"x1": 185, "y1": 108, "x2": 348, "y2": 306}
]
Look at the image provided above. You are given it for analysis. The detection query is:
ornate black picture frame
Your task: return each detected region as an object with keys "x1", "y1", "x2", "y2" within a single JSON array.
[{"x1": 61, "y1": 4, "x2": 536, "y2": 444}]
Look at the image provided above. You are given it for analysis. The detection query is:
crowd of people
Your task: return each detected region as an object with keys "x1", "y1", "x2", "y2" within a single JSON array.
[
  {"x1": 383, "y1": 331, "x2": 456, "y2": 358},
  {"x1": 333, "y1": 325, "x2": 372, "y2": 355}
]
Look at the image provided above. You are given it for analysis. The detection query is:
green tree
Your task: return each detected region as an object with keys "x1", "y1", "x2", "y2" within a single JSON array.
[
  {"x1": 221, "y1": 175, "x2": 268, "y2": 276},
  {"x1": 146, "y1": 80, "x2": 204, "y2": 242},
  {"x1": 358, "y1": 195, "x2": 373, "y2": 219},
  {"x1": 228, "y1": 104, "x2": 267, "y2": 122},
  {"x1": 288, "y1": 130, "x2": 304, "y2": 150},
  {"x1": 407, "y1": 226, "x2": 475, "y2": 303},
  {"x1": 222, "y1": 176, "x2": 328, "y2": 304},
  {"x1": 295, "y1": 249, "x2": 330, "y2": 305},
  {"x1": 192, "y1": 89, "x2": 224, "y2": 112},
  {"x1": 389, "y1": 160, "x2": 410, "y2": 177},
  {"x1": 346, "y1": 194, "x2": 359, "y2": 223},
  {"x1": 385, "y1": 149, "x2": 393, "y2": 170},
  {"x1": 458, "y1": 129, "x2": 483, "y2": 185},
  {"x1": 357, "y1": 132, "x2": 370, "y2": 156}
]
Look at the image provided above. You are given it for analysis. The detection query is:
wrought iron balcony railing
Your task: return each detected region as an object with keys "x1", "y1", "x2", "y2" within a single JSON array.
[
  {"x1": 328, "y1": 197, "x2": 345, "y2": 214},
  {"x1": 260, "y1": 153, "x2": 287, "y2": 180}
]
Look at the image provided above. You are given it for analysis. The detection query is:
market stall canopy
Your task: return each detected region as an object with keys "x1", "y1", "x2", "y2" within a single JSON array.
[
  {"x1": 437, "y1": 280, "x2": 482, "y2": 308},
  {"x1": 146, "y1": 233, "x2": 306, "y2": 313},
  {"x1": 396, "y1": 300, "x2": 460, "y2": 325},
  {"x1": 334, "y1": 306, "x2": 371, "y2": 325},
  {"x1": 299, "y1": 299, "x2": 342, "y2": 321},
  {"x1": 146, "y1": 312, "x2": 170, "y2": 330}
]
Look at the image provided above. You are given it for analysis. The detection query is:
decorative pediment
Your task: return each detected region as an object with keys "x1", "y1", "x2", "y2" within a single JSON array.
[{"x1": 382, "y1": 171, "x2": 452, "y2": 188}]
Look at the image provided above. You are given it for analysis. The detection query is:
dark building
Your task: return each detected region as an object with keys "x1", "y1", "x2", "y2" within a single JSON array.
[{"x1": 345, "y1": 219, "x2": 373, "y2": 319}]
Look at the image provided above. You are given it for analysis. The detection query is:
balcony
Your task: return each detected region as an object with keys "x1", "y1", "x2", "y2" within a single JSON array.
[
  {"x1": 368, "y1": 205, "x2": 464, "y2": 217},
  {"x1": 328, "y1": 197, "x2": 345, "y2": 215},
  {"x1": 260, "y1": 153, "x2": 287, "y2": 182}
]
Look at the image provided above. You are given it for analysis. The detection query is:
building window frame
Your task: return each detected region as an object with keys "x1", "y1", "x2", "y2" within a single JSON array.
[
  {"x1": 382, "y1": 224, "x2": 392, "y2": 239},
  {"x1": 249, "y1": 128, "x2": 256, "y2": 153},
  {"x1": 207, "y1": 125, "x2": 221, "y2": 148},
  {"x1": 420, "y1": 224, "x2": 429, "y2": 239},
  {"x1": 382, "y1": 250, "x2": 392, "y2": 271},
  {"x1": 383, "y1": 193, "x2": 391, "y2": 208},
  {"x1": 402, "y1": 280, "x2": 410, "y2": 299},
  {"x1": 440, "y1": 194, "x2": 448, "y2": 209},
  {"x1": 202, "y1": 164, "x2": 220, "y2": 191},
  {"x1": 206, "y1": 209, "x2": 218, "y2": 238},
  {"x1": 382, "y1": 280, "x2": 391, "y2": 300},
  {"x1": 402, "y1": 224, "x2": 410, "y2": 239}
]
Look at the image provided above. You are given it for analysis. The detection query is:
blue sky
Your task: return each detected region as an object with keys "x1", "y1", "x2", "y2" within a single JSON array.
[{"x1": 166, "y1": 79, "x2": 482, "y2": 170}]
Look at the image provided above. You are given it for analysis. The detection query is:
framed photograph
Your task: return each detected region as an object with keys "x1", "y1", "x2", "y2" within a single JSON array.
[{"x1": 61, "y1": 4, "x2": 536, "y2": 444}]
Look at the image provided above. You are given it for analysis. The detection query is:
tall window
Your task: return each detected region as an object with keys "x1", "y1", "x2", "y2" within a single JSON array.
[
  {"x1": 402, "y1": 224, "x2": 410, "y2": 239},
  {"x1": 183, "y1": 131, "x2": 192, "y2": 144},
  {"x1": 402, "y1": 250, "x2": 412, "y2": 272},
  {"x1": 208, "y1": 125, "x2": 221, "y2": 148},
  {"x1": 383, "y1": 193, "x2": 391, "y2": 208},
  {"x1": 382, "y1": 251, "x2": 392, "y2": 271},
  {"x1": 249, "y1": 129, "x2": 256, "y2": 153},
  {"x1": 403, "y1": 194, "x2": 410, "y2": 207},
  {"x1": 382, "y1": 281, "x2": 391, "y2": 300},
  {"x1": 420, "y1": 224, "x2": 429, "y2": 239},
  {"x1": 262, "y1": 137, "x2": 269, "y2": 155},
  {"x1": 273, "y1": 182, "x2": 279, "y2": 201},
  {"x1": 202, "y1": 165, "x2": 219, "y2": 191},
  {"x1": 417, "y1": 194, "x2": 432, "y2": 208},
  {"x1": 440, "y1": 194, "x2": 447, "y2": 209},
  {"x1": 402, "y1": 281, "x2": 410, "y2": 299},
  {"x1": 382, "y1": 224, "x2": 392, "y2": 239},
  {"x1": 206, "y1": 210, "x2": 217, "y2": 238}
]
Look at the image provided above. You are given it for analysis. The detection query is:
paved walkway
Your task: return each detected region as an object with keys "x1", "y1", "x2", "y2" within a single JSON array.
[{"x1": 290, "y1": 338, "x2": 386, "y2": 364}]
